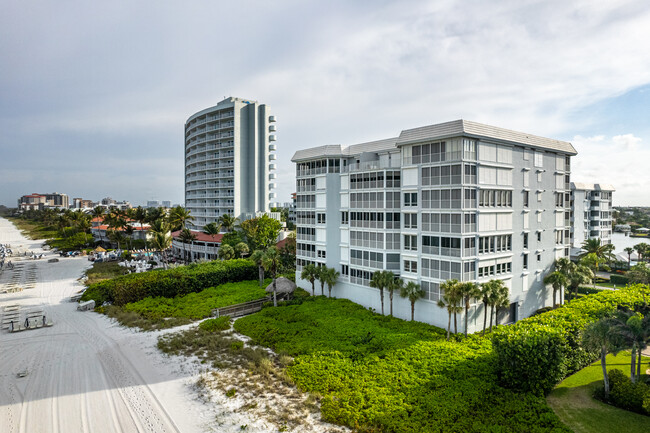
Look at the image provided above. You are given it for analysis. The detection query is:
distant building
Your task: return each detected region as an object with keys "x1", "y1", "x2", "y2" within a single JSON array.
[
  {"x1": 162, "y1": 201, "x2": 171, "y2": 208},
  {"x1": 18, "y1": 192, "x2": 69, "y2": 211},
  {"x1": 72, "y1": 198, "x2": 95, "y2": 209},
  {"x1": 184, "y1": 97, "x2": 277, "y2": 230},
  {"x1": 146, "y1": 200, "x2": 160, "y2": 208},
  {"x1": 570, "y1": 182, "x2": 615, "y2": 247},
  {"x1": 147, "y1": 200, "x2": 172, "y2": 208}
]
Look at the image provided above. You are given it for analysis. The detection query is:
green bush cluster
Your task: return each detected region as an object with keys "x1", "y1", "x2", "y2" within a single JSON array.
[
  {"x1": 608, "y1": 369, "x2": 650, "y2": 415},
  {"x1": 492, "y1": 285, "x2": 650, "y2": 395},
  {"x1": 235, "y1": 297, "x2": 570, "y2": 432},
  {"x1": 81, "y1": 259, "x2": 257, "y2": 306},
  {"x1": 610, "y1": 274, "x2": 630, "y2": 285},
  {"x1": 47, "y1": 232, "x2": 92, "y2": 251},
  {"x1": 199, "y1": 316, "x2": 231, "y2": 332}
]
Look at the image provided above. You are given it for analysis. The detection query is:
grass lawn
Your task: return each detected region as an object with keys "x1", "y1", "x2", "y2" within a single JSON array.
[
  {"x1": 547, "y1": 352, "x2": 650, "y2": 433},
  {"x1": 84, "y1": 261, "x2": 129, "y2": 286},
  {"x1": 6, "y1": 217, "x2": 58, "y2": 240}
]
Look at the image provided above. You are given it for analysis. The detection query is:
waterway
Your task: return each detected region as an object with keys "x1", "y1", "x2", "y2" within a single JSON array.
[{"x1": 610, "y1": 232, "x2": 649, "y2": 256}]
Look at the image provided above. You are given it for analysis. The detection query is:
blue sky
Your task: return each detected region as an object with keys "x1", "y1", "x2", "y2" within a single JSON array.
[{"x1": 1, "y1": 0, "x2": 650, "y2": 207}]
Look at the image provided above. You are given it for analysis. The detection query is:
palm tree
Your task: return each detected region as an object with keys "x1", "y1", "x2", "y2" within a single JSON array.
[
  {"x1": 580, "y1": 238, "x2": 615, "y2": 271},
  {"x1": 300, "y1": 263, "x2": 318, "y2": 296},
  {"x1": 565, "y1": 263, "x2": 594, "y2": 299},
  {"x1": 492, "y1": 286, "x2": 511, "y2": 329},
  {"x1": 146, "y1": 207, "x2": 165, "y2": 225},
  {"x1": 438, "y1": 279, "x2": 462, "y2": 340},
  {"x1": 178, "y1": 228, "x2": 197, "y2": 263},
  {"x1": 480, "y1": 280, "x2": 504, "y2": 335},
  {"x1": 458, "y1": 282, "x2": 481, "y2": 336},
  {"x1": 218, "y1": 244, "x2": 235, "y2": 260},
  {"x1": 235, "y1": 242, "x2": 249, "y2": 258},
  {"x1": 322, "y1": 267, "x2": 340, "y2": 298},
  {"x1": 169, "y1": 206, "x2": 194, "y2": 231},
  {"x1": 133, "y1": 206, "x2": 149, "y2": 249},
  {"x1": 400, "y1": 280, "x2": 424, "y2": 321},
  {"x1": 383, "y1": 271, "x2": 399, "y2": 316},
  {"x1": 262, "y1": 247, "x2": 282, "y2": 306},
  {"x1": 369, "y1": 270, "x2": 391, "y2": 315},
  {"x1": 582, "y1": 319, "x2": 618, "y2": 399},
  {"x1": 202, "y1": 222, "x2": 221, "y2": 259},
  {"x1": 218, "y1": 214, "x2": 238, "y2": 232},
  {"x1": 609, "y1": 310, "x2": 650, "y2": 383},
  {"x1": 315, "y1": 265, "x2": 327, "y2": 296},
  {"x1": 624, "y1": 247, "x2": 635, "y2": 268},
  {"x1": 107, "y1": 230, "x2": 126, "y2": 250},
  {"x1": 124, "y1": 225, "x2": 135, "y2": 251},
  {"x1": 633, "y1": 243, "x2": 649, "y2": 263},
  {"x1": 249, "y1": 250, "x2": 265, "y2": 288},
  {"x1": 543, "y1": 271, "x2": 568, "y2": 309},
  {"x1": 150, "y1": 231, "x2": 172, "y2": 268}
]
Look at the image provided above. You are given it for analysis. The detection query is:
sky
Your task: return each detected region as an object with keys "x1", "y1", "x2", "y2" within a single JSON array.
[{"x1": 2, "y1": 0, "x2": 650, "y2": 207}]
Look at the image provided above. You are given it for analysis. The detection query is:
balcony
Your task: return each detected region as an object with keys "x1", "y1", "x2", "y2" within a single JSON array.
[
  {"x1": 269, "y1": 135, "x2": 277, "y2": 142},
  {"x1": 269, "y1": 115, "x2": 276, "y2": 123},
  {"x1": 269, "y1": 173, "x2": 276, "y2": 180},
  {"x1": 269, "y1": 125, "x2": 276, "y2": 132},
  {"x1": 269, "y1": 154, "x2": 277, "y2": 161},
  {"x1": 269, "y1": 163, "x2": 277, "y2": 171},
  {"x1": 269, "y1": 144, "x2": 277, "y2": 151}
]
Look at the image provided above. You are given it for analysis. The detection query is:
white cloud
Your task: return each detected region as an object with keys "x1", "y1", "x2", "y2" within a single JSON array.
[{"x1": 571, "y1": 133, "x2": 650, "y2": 205}]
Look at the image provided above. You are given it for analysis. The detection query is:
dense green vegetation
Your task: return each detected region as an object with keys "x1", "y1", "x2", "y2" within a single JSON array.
[
  {"x1": 234, "y1": 296, "x2": 570, "y2": 432},
  {"x1": 84, "y1": 261, "x2": 129, "y2": 286},
  {"x1": 492, "y1": 285, "x2": 650, "y2": 395},
  {"x1": 547, "y1": 352, "x2": 650, "y2": 432},
  {"x1": 6, "y1": 216, "x2": 58, "y2": 240},
  {"x1": 81, "y1": 259, "x2": 257, "y2": 306}
]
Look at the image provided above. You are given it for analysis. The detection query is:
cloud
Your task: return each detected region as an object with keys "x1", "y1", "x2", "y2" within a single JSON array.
[{"x1": 571, "y1": 133, "x2": 650, "y2": 205}]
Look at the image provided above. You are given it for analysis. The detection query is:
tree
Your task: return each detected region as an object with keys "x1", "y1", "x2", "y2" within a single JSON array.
[
  {"x1": 565, "y1": 262, "x2": 594, "y2": 299},
  {"x1": 220, "y1": 231, "x2": 245, "y2": 249},
  {"x1": 315, "y1": 265, "x2": 327, "y2": 296},
  {"x1": 178, "y1": 228, "x2": 197, "y2": 263},
  {"x1": 279, "y1": 233, "x2": 296, "y2": 273},
  {"x1": 202, "y1": 222, "x2": 222, "y2": 260},
  {"x1": 300, "y1": 263, "x2": 318, "y2": 296},
  {"x1": 582, "y1": 319, "x2": 618, "y2": 399},
  {"x1": 543, "y1": 271, "x2": 568, "y2": 309},
  {"x1": 480, "y1": 280, "x2": 505, "y2": 335},
  {"x1": 437, "y1": 279, "x2": 462, "y2": 340},
  {"x1": 457, "y1": 282, "x2": 480, "y2": 336},
  {"x1": 624, "y1": 247, "x2": 635, "y2": 268},
  {"x1": 609, "y1": 310, "x2": 650, "y2": 383},
  {"x1": 107, "y1": 230, "x2": 126, "y2": 250},
  {"x1": 387, "y1": 275, "x2": 403, "y2": 317},
  {"x1": 633, "y1": 243, "x2": 649, "y2": 263},
  {"x1": 579, "y1": 238, "x2": 615, "y2": 271},
  {"x1": 239, "y1": 214, "x2": 282, "y2": 252},
  {"x1": 400, "y1": 280, "x2": 423, "y2": 321},
  {"x1": 218, "y1": 244, "x2": 235, "y2": 260},
  {"x1": 217, "y1": 214, "x2": 238, "y2": 232},
  {"x1": 321, "y1": 267, "x2": 340, "y2": 298},
  {"x1": 133, "y1": 206, "x2": 149, "y2": 250},
  {"x1": 262, "y1": 247, "x2": 282, "y2": 306},
  {"x1": 169, "y1": 206, "x2": 194, "y2": 231},
  {"x1": 249, "y1": 250, "x2": 265, "y2": 289},
  {"x1": 150, "y1": 231, "x2": 172, "y2": 268},
  {"x1": 369, "y1": 270, "x2": 392, "y2": 315},
  {"x1": 493, "y1": 286, "x2": 511, "y2": 329},
  {"x1": 234, "y1": 242, "x2": 249, "y2": 258},
  {"x1": 627, "y1": 262, "x2": 650, "y2": 285}
]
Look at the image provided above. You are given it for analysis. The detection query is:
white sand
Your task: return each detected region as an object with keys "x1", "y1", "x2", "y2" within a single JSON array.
[{"x1": 0, "y1": 217, "x2": 345, "y2": 433}]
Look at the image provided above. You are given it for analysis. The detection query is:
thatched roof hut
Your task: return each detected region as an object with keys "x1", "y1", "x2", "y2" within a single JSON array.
[{"x1": 265, "y1": 277, "x2": 296, "y2": 294}]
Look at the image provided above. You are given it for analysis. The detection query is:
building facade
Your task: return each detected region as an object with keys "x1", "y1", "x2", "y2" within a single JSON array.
[
  {"x1": 570, "y1": 182, "x2": 615, "y2": 247},
  {"x1": 184, "y1": 97, "x2": 277, "y2": 230},
  {"x1": 18, "y1": 192, "x2": 69, "y2": 211},
  {"x1": 292, "y1": 120, "x2": 576, "y2": 332}
]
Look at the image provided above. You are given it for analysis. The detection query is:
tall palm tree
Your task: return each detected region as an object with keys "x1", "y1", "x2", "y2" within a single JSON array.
[
  {"x1": 543, "y1": 271, "x2": 568, "y2": 309},
  {"x1": 202, "y1": 222, "x2": 221, "y2": 259},
  {"x1": 492, "y1": 286, "x2": 511, "y2": 329},
  {"x1": 178, "y1": 228, "x2": 197, "y2": 263},
  {"x1": 262, "y1": 247, "x2": 282, "y2": 306},
  {"x1": 250, "y1": 250, "x2": 265, "y2": 288},
  {"x1": 565, "y1": 263, "x2": 594, "y2": 300},
  {"x1": 150, "y1": 231, "x2": 172, "y2": 268},
  {"x1": 369, "y1": 270, "x2": 391, "y2": 315},
  {"x1": 169, "y1": 206, "x2": 194, "y2": 231},
  {"x1": 624, "y1": 247, "x2": 635, "y2": 268},
  {"x1": 610, "y1": 310, "x2": 650, "y2": 383},
  {"x1": 633, "y1": 243, "x2": 649, "y2": 263},
  {"x1": 322, "y1": 267, "x2": 340, "y2": 298},
  {"x1": 300, "y1": 263, "x2": 318, "y2": 296},
  {"x1": 133, "y1": 206, "x2": 149, "y2": 249},
  {"x1": 582, "y1": 319, "x2": 619, "y2": 399},
  {"x1": 146, "y1": 207, "x2": 165, "y2": 225},
  {"x1": 383, "y1": 271, "x2": 399, "y2": 316},
  {"x1": 438, "y1": 279, "x2": 462, "y2": 340},
  {"x1": 218, "y1": 244, "x2": 235, "y2": 260},
  {"x1": 315, "y1": 265, "x2": 327, "y2": 296},
  {"x1": 217, "y1": 214, "x2": 238, "y2": 232},
  {"x1": 400, "y1": 280, "x2": 424, "y2": 321},
  {"x1": 458, "y1": 282, "x2": 481, "y2": 336},
  {"x1": 480, "y1": 280, "x2": 505, "y2": 335},
  {"x1": 124, "y1": 225, "x2": 135, "y2": 251},
  {"x1": 580, "y1": 238, "x2": 615, "y2": 271}
]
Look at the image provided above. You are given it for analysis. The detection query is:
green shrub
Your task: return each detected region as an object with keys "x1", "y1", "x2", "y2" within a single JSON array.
[
  {"x1": 608, "y1": 369, "x2": 650, "y2": 415},
  {"x1": 81, "y1": 259, "x2": 257, "y2": 305},
  {"x1": 199, "y1": 316, "x2": 231, "y2": 332},
  {"x1": 492, "y1": 285, "x2": 650, "y2": 395},
  {"x1": 610, "y1": 274, "x2": 629, "y2": 285}
]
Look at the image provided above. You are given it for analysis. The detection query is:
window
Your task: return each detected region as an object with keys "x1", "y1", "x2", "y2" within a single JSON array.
[
  {"x1": 523, "y1": 254, "x2": 528, "y2": 270},
  {"x1": 404, "y1": 260, "x2": 418, "y2": 273},
  {"x1": 537, "y1": 232, "x2": 542, "y2": 242},
  {"x1": 537, "y1": 254, "x2": 542, "y2": 262},
  {"x1": 523, "y1": 233, "x2": 529, "y2": 249},
  {"x1": 317, "y1": 250, "x2": 326, "y2": 258},
  {"x1": 404, "y1": 234, "x2": 418, "y2": 251},
  {"x1": 534, "y1": 152, "x2": 543, "y2": 167},
  {"x1": 341, "y1": 264, "x2": 349, "y2": 276},
  {"x1": 317, "y1": 213, "x2": 326, "y2": 224},
  {"x1": 404, "y1": 213, "x2": 417, "y2": 229},
  {"x1": 523, "y1": 191, "x2": 529, "y2": 207},
  {"x1": 341, "y1": 211, "x2": 349, "y2": 225},
  {"x1": 404, "y1": 192, "x2": 418, "y2": 207}
]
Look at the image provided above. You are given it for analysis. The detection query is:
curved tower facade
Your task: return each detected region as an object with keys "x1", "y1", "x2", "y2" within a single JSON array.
[{"x1": 184, "y1": 97, "x2": 277, "y2": 229}]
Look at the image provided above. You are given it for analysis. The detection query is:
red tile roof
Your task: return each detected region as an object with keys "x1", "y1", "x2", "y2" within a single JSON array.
[{"x1": 171, "y1": 230, "x2": 224, "y2": 243}]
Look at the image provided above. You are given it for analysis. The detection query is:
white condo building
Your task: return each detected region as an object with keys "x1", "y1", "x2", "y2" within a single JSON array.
[
  {"x1": 570, "y1": 182, "x2": 615, "y2": 248},
  {"x1": 292, "y1": 120, "x2": 577, "y2": 332},
  {"x1": 184, "y1": 97, "x2": 277, "y2": 230}
]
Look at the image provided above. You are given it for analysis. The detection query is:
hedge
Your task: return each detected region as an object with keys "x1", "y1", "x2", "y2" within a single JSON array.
[
  {"x1": 81, "y1": 259, "x2": 257, "y2": 306},
  {"x1": 492, "y1": 285, "x2": 650, "y2": 396},
  {"x1": 610, "y1": 274, "x2": 630, "y2": 285}
]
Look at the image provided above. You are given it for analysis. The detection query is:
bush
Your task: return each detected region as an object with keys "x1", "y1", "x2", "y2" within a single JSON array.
[
  {"x1": 199, "y1": 316, "x2": 231, "y2": 332},
  {"x1": 610, "y1": 274, "x2": 629, "y2": 285},
  {"x1": 608, "y1": 368, "x2": 650, "y2": 415},
  {"x1": 81, "y1": 259, "x2": 257, "y2": 305},
  {"x1": 492, "y1": 285, "x2": 650, "y2": 395}
]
